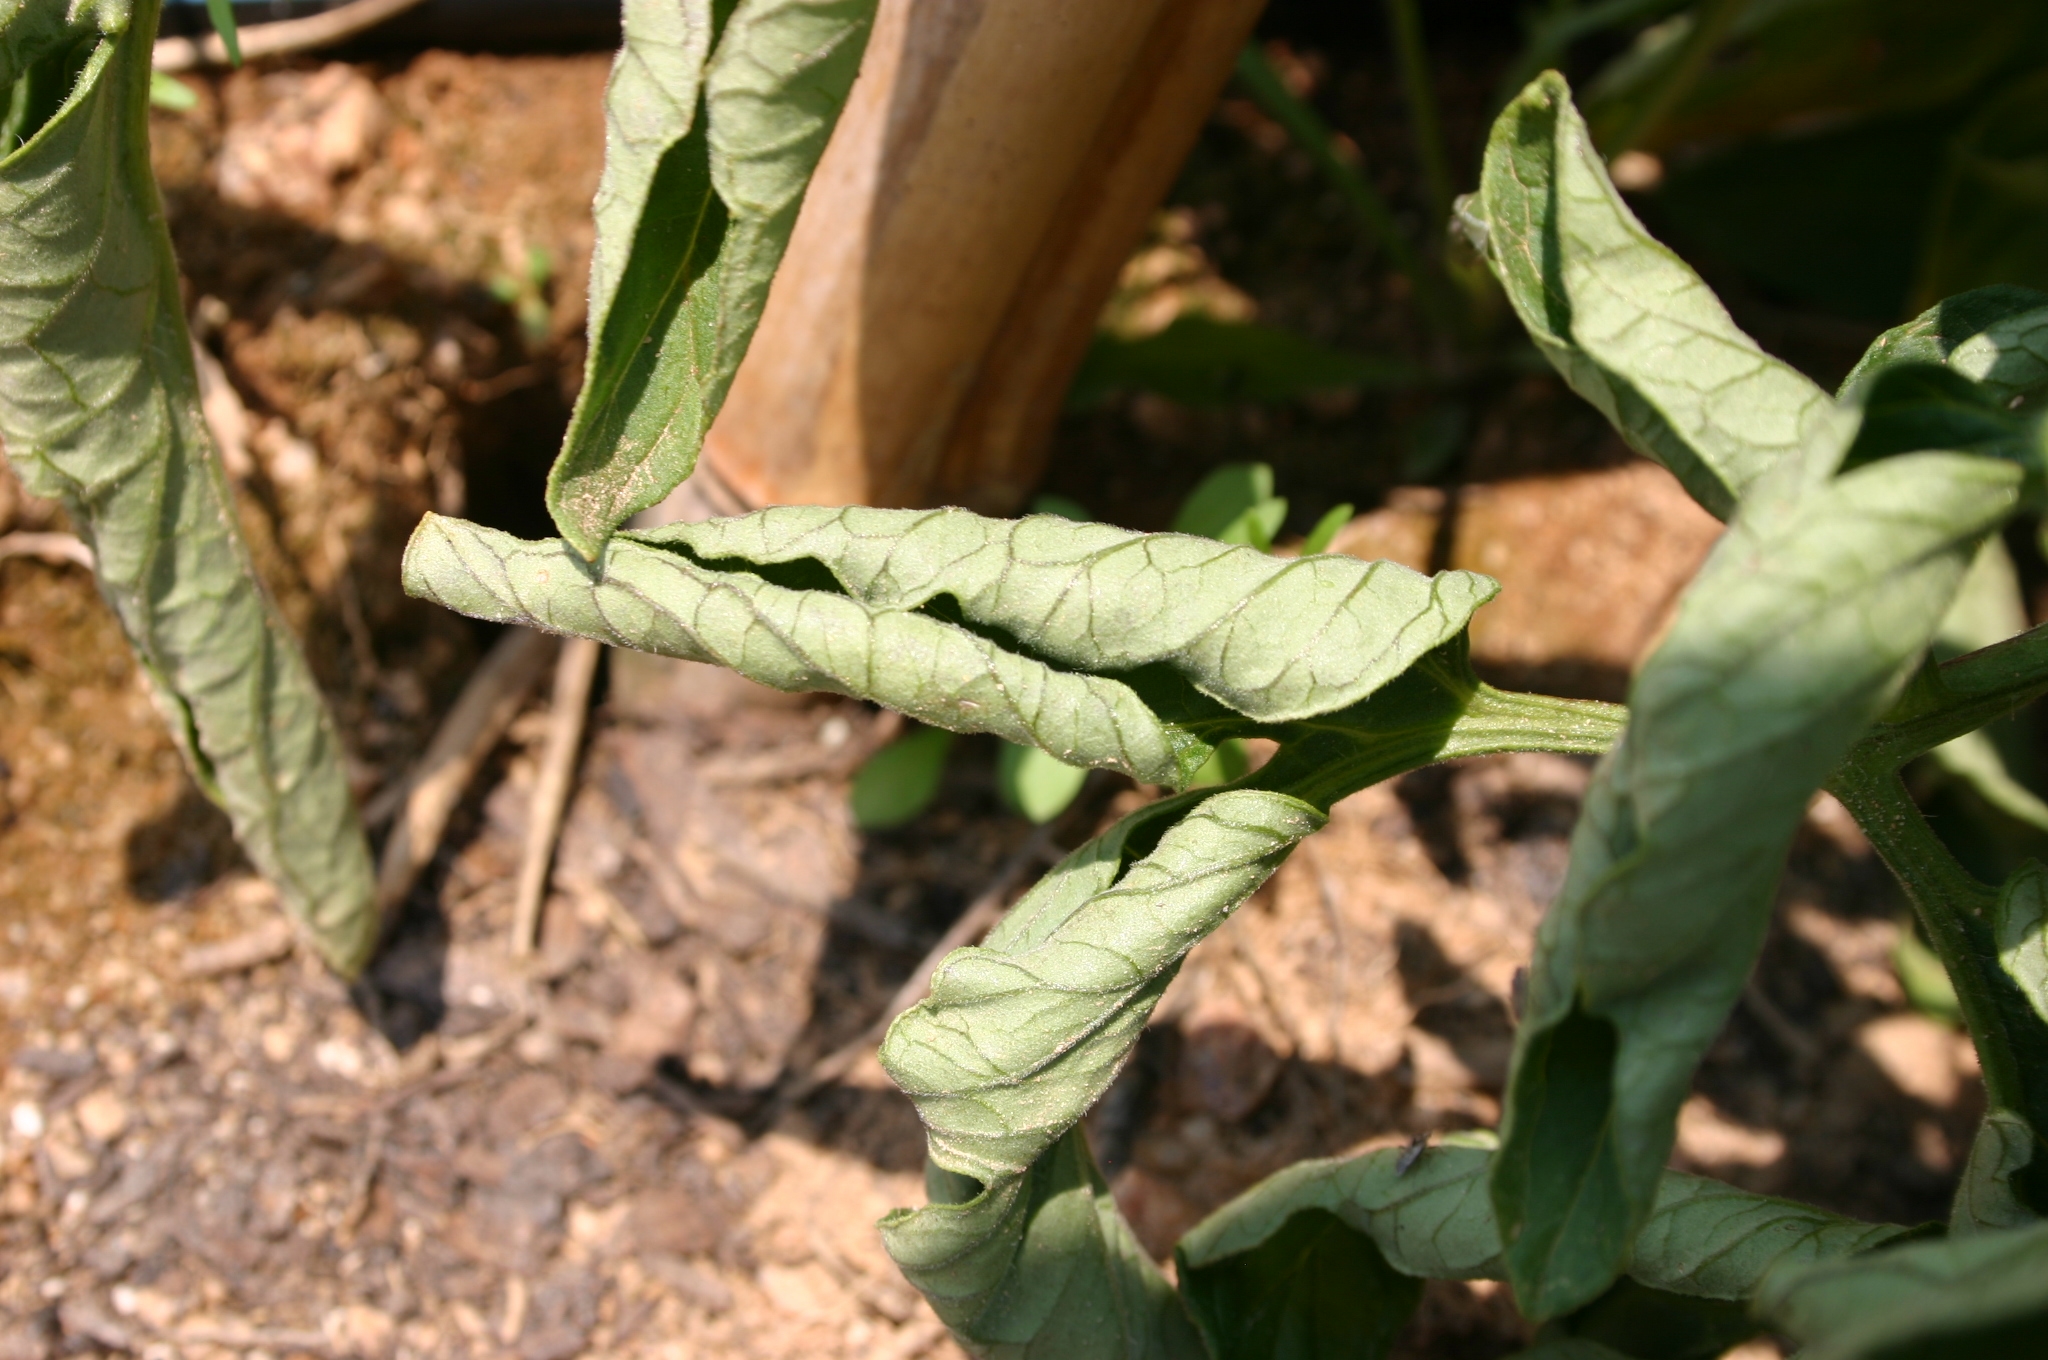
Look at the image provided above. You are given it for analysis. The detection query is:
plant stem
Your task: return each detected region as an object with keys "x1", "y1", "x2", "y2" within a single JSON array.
[
  {"x1": 1382, "y1": 0, "x2": 1454, "y2": 232},
  {"x1": 1233, "y1": 44, "x2": 1461, "y2": 339},
  {"x1": 1830, "y1": 767, "x2": 2036, "y2": 1124},
  {"x1": 1451, "y1": 683, "x2": 1628, "y2": 760},
  {"x1": 1849, "y1": 622, "x2": 2048, "y2": 769}
]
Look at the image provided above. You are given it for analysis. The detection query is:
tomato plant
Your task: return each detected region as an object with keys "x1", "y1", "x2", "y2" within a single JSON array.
[{"x1": 9, "y1": 1, "x2": 2048, "y2": 1353}]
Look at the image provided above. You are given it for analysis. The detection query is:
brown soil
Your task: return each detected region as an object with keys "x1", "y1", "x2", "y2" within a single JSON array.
[{"x1": 0, "y1": 32, "x2": 1992, "y2": 1360}]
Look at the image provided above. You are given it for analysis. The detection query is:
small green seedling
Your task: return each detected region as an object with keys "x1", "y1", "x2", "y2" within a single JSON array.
[{"x1": 850, "y1": 725, "x2": 953, "y2": 832}]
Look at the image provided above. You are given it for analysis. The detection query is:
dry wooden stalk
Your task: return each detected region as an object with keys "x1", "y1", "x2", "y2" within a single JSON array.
[
  {"x1": 510, "y1": 636, "x2": 603, "y2": 956},
  {"x1": 153, "y1": 0, "x2": 430, "y2": 71},
  {"x1": 697, "y1": 0, "x2": 1266, "y2": 514},
  {"x1": 374, "y1": 627, "x2": 556, "y2": 918}
]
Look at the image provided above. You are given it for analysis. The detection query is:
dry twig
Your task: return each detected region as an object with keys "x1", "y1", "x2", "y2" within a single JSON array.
[
  {"x1": 0, "y1": 531, "x2": 93, "y2": 570},
  {"x1": 153, "y1": 0, "x2": 429, "y2": 71},
  {"x1": 373, "y1": 628, "x2": 556, "y2": 916},
  {"x1": 511, "y1": 636, "x2": 603, "y2": 955}
]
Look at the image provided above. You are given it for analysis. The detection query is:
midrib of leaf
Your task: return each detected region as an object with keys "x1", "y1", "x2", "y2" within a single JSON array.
[{"x1": 0, "y1": 0, "x2": 374, "y2": 972}]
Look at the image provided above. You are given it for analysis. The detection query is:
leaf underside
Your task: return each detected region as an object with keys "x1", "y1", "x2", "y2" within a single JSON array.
[
  {"x1": 0, "y1": 0, "x2": 374, "y2": 972},
  {"x1": 546, "y1": 0, "x2": 875, "y2": 559},
  {"x1": 400, "y1": 506, "x2": 1498, "y2": 787}
]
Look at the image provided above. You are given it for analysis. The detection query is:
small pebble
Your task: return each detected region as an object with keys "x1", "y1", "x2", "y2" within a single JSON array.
[
  {"x1": 74, "y1": 1088, "x2": 129, "y2": 1144},
  {"x1": 10, "y1": 1100, "x2": 44, "y2": 1139}
]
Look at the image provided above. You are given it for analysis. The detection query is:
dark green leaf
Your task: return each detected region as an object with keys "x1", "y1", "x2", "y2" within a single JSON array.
[
  {"x1": 0, "y1": 0, "x2": 375, "y2": 973},
  {"x1": 852, "y1": 725, "x2": 951, "y2": 830},
  {"x1": 1759, "y1": 1219, "x2": 2048, "y2": 1360},
  {"x1": 1070, "y1": 315, "x2": 1416, "y2": 409},
  {"x1": 1838, "y1": 363, "x2": 2030, "y2": 471},
  {"x1": 1839, "y1": 286, "x2": 2048, "y2": 401},
  {"x1": 1544, "y1": 1277, "x2": 1754, "y2": 1360},
  {"x1": 1582, "y1": 0, "x2": 2038, "y2": 153},
  {"x1": 1919, "y1": 66, "x2": 2048, "y2": 310},
  {"x1": 1493, "y1": 447, "x2": 2020, "y2": 1318},
  {"x1": 1178, "y1": 1208, "x2": 1420, "y2": 1360}
]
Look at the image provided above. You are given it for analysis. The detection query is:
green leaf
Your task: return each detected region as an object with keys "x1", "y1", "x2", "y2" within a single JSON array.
[
  {"x1": 545, "y1": 0, "x2": 874, "y2": 559},
  {"x1": 1175, "y1": 1137, "x2": 1506, "y2": 1286},
  {"x1": 1188, "y1": 737, "x2": 1253, "y2": 790},
  {"x1": 201, "y1": 0, "x2": 238, "y2": 65},
  {"x1": 1951, "y1": 1108, "x2": 2044, "y2": 1237},
  {"x1": 1894, "y1": 928, "x2": 1963, "y2": 1027},
  {"x1": 1626, "y1": 1169, "x2": 1910, "y2": 1301},
  {"x1": 1173, "y1": 463, "x2": 1277, "y2": 540},
  {"x1": 1029, "y1": 494, "x2": 1092, "y2": 522},
  {"x1": 701, "y1": 0, "x2": 874, "y2": 414},
  {"x1": 998, "y1": 742, "x2": 1087, "y2": 825},
  {"x1": 1759, "y1": 1219, "x2": 2048, "y2": 1360},
  {"x1": 878, "y1": 1128, "x2": 1206, "y2": 1359},
  {"x1": 1493, "y1": 448, "x2": 2021, "y2": 1318},
  {"x1": 1543, "y1": 1277, "x2": 1755, "y2": 1360},
  {"x1": 1507, "y1": 1343, "x2": 1634, "y2": 1360},
  {"x1": 1993, "y1": 859, "x2": 2048, "y2": 1028},
  {"x1": 852, "y1": 725, "x2": 952, "y2": 830},
  {"x1": 546, "y1": 0, "x2": 726, "y2": 560},
  {"x1": 399, "y1": 507, "x2": 1499, "y2": 785},
  {"x1": 0, "y1": 0, "x2": 375, "y2": 973},
  {"x1": 881, "y1": 788, "x2": 1324, "y2": 1184},
  {"x1": 1299, "y1": 504, "x2": 1352, "y2": 557},
  {"x1": 1838, "y1": 286, "x2": 2048, "y2": 402},
  {"x1": 1177, "y1": 1208, "x2": 1420, "y2": 1360},
  {"x1": 1918, "y1": 66, "x2": 2048, "y2": 310},
  {"x1": 1838, "y1": 363, "x2": 2033, "y2": 471},
  {"x1": 1069, "y1": 315, "x2": 1417, "y2": 409},
  {"x1": 146, "y1": 70, "x2": 195, "y2": 110},
  {"x1": 1175, "y1": 1136, "x2": 1905, "y2": 1328},
  {"x1": 1579, "y1": 0, "x2": 2043, "y2": 154},
  {"x1": 1471, "y1": 72, "x2": 1843, "y2": 520}
]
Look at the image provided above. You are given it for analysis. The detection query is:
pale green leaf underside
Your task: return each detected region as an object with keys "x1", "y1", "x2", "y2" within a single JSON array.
[
  {"x1": 584, "y1": 0, "x2": 717, "y2": 332},
  {"x1": 399, "y1": 508, "x2": 1496, "y2": 787},
  {"x1": 1477, "y1": 72, "x2": 1840, "y2": 520},
  {"x1": 1760, "y1": 1219, "x2": 2048, "y2": 1360},
  {"x1": 547, "y1": 0, "x2": 724, "y2": 559},
  {"x1": 702, "y1": 0, "x2": 874, "y2": 414},
  {"x1": 1493, "y1": 447, "x2": 2021, "y2": 1317},
  {"x1": 1951, "y1": 1108, "x2": 2043, "y2": 1237},
  {"x1": 1177, "y1": 1138, "x2": 1904, "y2": 1301},
  {"x1": 0, "y1": 0, "x2": 373, "y2": 972},
  {"x1": 880, "y1": 1130, "x2": 1204, "y2": 1360},
  {"x1": 883, "y1": 788, "x2": 1323, "y2": 1184},
  {"x1": 661, "y1": 505, "x2": 1498, "y2": 721}
]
